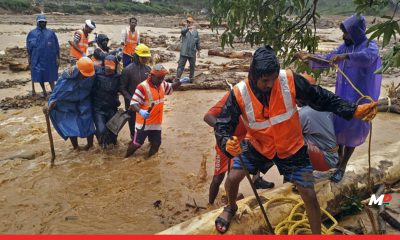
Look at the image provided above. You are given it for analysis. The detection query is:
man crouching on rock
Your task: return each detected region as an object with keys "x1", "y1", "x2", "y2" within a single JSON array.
[
  {"x1": 44, "y1": 57, "x2": 96, "y2": 150},
  {"x1": 125, "y1": 64, "x2": 191, "y2": 158}
]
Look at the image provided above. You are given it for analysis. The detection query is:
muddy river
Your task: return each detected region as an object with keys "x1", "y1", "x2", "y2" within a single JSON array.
[{"x1": 0, "y1": 14, "x2": 399, "y2": 234}]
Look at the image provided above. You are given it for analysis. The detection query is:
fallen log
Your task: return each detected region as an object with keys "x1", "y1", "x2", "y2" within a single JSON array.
[
  {"x1": 378, "y1": 98, "x2": 400, "y2": 114},
  {"x1": 159, "y1": 145, "x2": 400, "y2": 234},
  {"x1": 208, "y1": 49, "x2": 252, "y2": 59}
]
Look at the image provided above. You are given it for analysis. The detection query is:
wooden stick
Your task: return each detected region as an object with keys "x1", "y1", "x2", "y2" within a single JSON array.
[
  {"x1": 380, "y1": 211, "x2": 400, "y2": 231},
  {"x1": 238, "y1": 154, "x2": 274, "y2": 234},
  {"x1": 375, "y1": 184, "x2": 386, "y2": 234},
  {"x1": 358, "y1": 218, "x2": 368, "y2": 234},
  {"x1": 364, "y1": 206, "x2": 378, "y2": 234},
  {"x1": 333, "y1": 226, "x2": 356, "y2": 235},
  {"x1": 185, "y1": 203, "x2": 206, "y2": 210},
  {"x1": 43, "y1": 106, "x2": 56, "y2": 167}
]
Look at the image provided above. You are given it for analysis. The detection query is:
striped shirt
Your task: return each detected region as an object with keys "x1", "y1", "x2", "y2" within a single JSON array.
[
  {"x1": 73, "y1": 30, "x2": 88, "y2": 43},
  {"x1": 131, "y1": 80, "x2": 172, "y2": 105}
]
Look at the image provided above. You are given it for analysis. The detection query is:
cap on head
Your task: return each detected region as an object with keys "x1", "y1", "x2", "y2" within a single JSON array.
[
  {"x1": 151, "y1": 64, "x2": 168, "y2": 77},
  {"x1": 186, "y1": 16, "x2": 194, "y2": 22},
  {"x1": 135, "y1": 44, "x2": 151, "y2": 57},
  {"x1": 85, "y1": 19, "x2": 96, "y2": 30},
  {"x1": 76, "y1": 57, "x2": 95, "y2": 77},
  {"x1": 36, "y1": 14, "x2": 47, "y2": 22}
]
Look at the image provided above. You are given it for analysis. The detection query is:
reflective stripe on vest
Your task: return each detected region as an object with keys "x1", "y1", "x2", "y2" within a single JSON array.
[
  {"x1": 70, "y1": 30, "x2": 89, "y2": 59},
  {"x1": 135, "y1": 123, "x2": 162, "y2": 131},
  {"x1": 237, "y1": 70, "x2": 297, "y2": 130},
  {"x1": 142, "y1": 81, "x2": 165, "y2": 105},
  {"x1": 123, "y1": 28, "x2": 139, "y2": 55}
]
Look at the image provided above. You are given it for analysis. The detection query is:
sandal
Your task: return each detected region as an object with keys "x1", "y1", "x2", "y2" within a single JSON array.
[{"x1": 215, "y1": 205, "x2": 238, "y2": 234}]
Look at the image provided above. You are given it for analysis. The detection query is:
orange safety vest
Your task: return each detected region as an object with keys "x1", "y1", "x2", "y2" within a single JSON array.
[
  {"x1": 135, "y1": 78, "x2": 165, "y2": 130},
  {"x1": 233, "y1": 69, "x2": 304, "y2": 159},
  {"x1": 70, "y1": 29, "x2": 89, "y2": 59},
  {"x1": 123, "y1": 28, "x2": 139, "y2": 56}
]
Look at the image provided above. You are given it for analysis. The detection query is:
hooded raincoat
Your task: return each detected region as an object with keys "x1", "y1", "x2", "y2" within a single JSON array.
[
  {"x1": 309, "y1": 15, "x2": 382, "y2": 147},
  {"x1": 26, "y1": 15, "x2": 59, "y2": 83},
  {"x1": 48, "y1": 67, "x2": 96, "y2": 140}
]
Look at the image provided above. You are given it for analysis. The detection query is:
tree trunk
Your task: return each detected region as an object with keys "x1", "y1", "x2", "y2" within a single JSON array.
[
  {"x1": 208, "y1": 49, "x2": 253, "y2": 59},
  {"x1": 378, "y1": 98, "x2": 400, "y2": 114},
  {"x1": 159, "y1": 156, "x2": 400, "y2": 234}
]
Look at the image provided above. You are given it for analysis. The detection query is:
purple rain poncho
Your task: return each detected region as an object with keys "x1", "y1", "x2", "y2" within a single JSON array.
[{"x1": 309, "y1": 15, "x2": 382, "y2": 147}]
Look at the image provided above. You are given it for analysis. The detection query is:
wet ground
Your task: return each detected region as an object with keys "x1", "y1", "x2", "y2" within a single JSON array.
[{"x1": 0, "y1": 14, "x2": 399, "y2": 234}]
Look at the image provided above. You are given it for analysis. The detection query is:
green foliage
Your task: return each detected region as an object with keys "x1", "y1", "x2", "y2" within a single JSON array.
[
  {"x1": 336, "y1": 194, "x2": 364, "y2": 220},
  {"x1": 0, "y1": 0, "x2": 30, "y2": 12},
  {"x1": 355, "y1": 0, "x2": 400, "y2": 72},
  {"x1": 210, "y1": 0, "x2": 320, "y2": 67}
]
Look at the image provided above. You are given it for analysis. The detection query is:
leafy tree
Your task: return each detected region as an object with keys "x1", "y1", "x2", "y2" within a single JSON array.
[
  {"x1": 210, "y1": 0, "x2": 320, "y2": 67},
  {"x1": 210, "y1": 0, "x2": 399, "y2": 73}
]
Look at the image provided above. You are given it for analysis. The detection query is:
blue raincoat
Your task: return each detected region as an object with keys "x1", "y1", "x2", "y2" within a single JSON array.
[
  {"x1": 48, "y1": 67, "x2": 96, "y2": 140},
  {"x1": 26, "y1": 16, "x2": 59, "y2": 83},
  {"x1": 309, "y1": 15, "x2": 382, "y2": 147}
]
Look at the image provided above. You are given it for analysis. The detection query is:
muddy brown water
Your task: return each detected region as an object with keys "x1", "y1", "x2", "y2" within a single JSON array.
[{"x1": 0, "y1": 14, "x2": 399, "y2": 234}]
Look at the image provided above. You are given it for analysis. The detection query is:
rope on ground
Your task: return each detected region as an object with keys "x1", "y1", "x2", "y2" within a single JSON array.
[
  {"x1": 305, "y1": 55, "x2": 376, "y2": 194},
  {"x1": 265, "y1": 197, "x2": 338, "y2": 234}
]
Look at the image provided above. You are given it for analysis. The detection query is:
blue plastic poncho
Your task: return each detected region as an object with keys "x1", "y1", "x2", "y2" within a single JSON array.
[
  {"x1": 26, "y1": 15, "x2": 60, "y2": 83},
  {"x1": 309, "y1": 15, "x2": 382, "y2": 147},
  {"x1": 48, "y1": 67, "x2": 96, "y2": 140}
]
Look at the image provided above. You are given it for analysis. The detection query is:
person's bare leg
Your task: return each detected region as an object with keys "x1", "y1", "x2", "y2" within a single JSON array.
[
  {"x1": 215, "y1": 169, "x2": 245, "y2": 232},
  {"x1": 81, "y1": 135, "x2": 94, "y2": 151},
  {"x1": 296, "y1": 184, "x2": 322, "y2": 234},
  {"x1": 338, "y1": 146, "x2": 355, "y2": 171},
  {"x1": 49, "y1": 81, "x2": 55, "y2": 91},
  {"x1": 31, "y1": 81, "x2": 36, "y2": 96},
  {"x1": 331, "y1": 146, "x2": 355, "y2": 182},
  {"x1": 209, "y1": 172, "x2": 226, "y2": 204},
  {"x1": 39, "y1": 82, "x2": 47, "y2": 97},
  {"x1": 251, "y1": 171, "x2": 260, "y2": 182},
  {"x1": 70, "y1": 137, "x2": 79, "y2": 150}
]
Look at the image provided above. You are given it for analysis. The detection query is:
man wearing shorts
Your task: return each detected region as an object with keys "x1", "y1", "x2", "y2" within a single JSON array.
[{"x1": 214, "y1": 45, "x2": 378, "y2": 234}]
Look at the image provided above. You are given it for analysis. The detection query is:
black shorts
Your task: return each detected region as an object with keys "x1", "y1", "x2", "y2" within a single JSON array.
[
  {"x1": 232, "y1": 140, "x2": 314, "y2": 188},
  {"x1": 132, "y1": 130, "x2": 161, "y2": 147}
]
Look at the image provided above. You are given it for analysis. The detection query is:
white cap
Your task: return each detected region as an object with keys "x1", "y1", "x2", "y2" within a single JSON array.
[{"x1": 85, "y1": 19, "x2": 96, "y2": 30}]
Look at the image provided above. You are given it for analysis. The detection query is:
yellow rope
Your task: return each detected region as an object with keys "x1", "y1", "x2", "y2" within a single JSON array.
[{"x1": 266, "y1": 197, "x2": 338, "y2": 235}]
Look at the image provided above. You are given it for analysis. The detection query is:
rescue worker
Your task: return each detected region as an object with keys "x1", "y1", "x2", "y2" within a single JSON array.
[
  {"x1": 120, "y1": 44, "x2": 151, "y2": 140},
  {"x1": 295, "y1": 14, "x2": 382, "y2": 182},
  {"x1": 204, "y1": 93, "x2": 275, "y2": 205},
  {"x1": 91, "y1": 34, "x2": 119, "y2": 67},
  {"x1": 92, "y1": 55, "x2": 121, "y2": 148},
  {"x1": 26, "y1": 14, "x2": 60, "y2": 96},
  {"x1": 214, "y1": 45, "x2": 377, "y2": 234},
  {"x1": 176, "y1": 16, "x2": 200, "y2": 82},
  {"x1": 120, "y1": 17, "x2": 140, "y2": 67},
  {"x1": 125, "y1": 64, "x2": 191, "y2": 158},
  {"x1": 46, "y1": 57, "x2": 96, "y2": 150},
  {"x1": 69, "y1": 19, "x2": 96, "y2": 65}
]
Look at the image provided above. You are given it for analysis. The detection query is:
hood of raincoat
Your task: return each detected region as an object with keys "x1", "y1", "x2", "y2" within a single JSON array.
[
  {"x1": 36, "y1": 14, "x2": 47, "y2": 28},
  {"x1": 341, "y1": 15, "x2": 367, "y2": 46}
]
